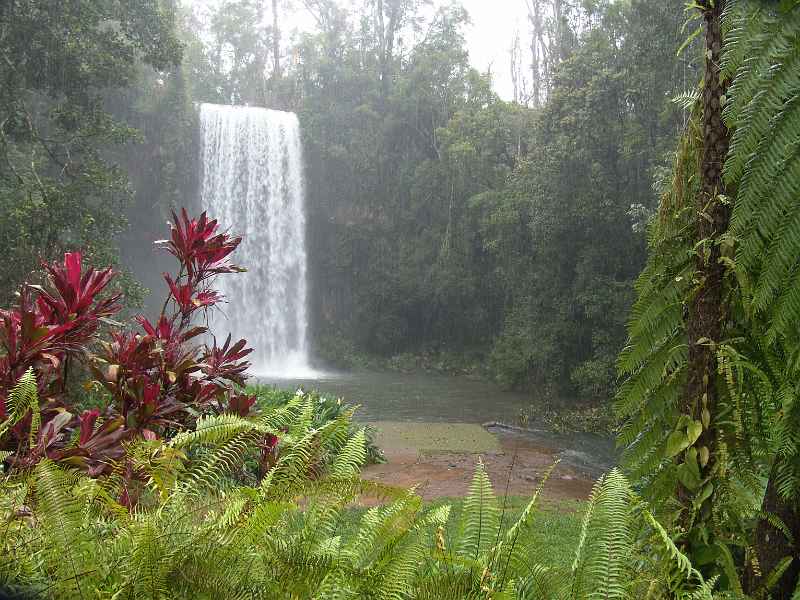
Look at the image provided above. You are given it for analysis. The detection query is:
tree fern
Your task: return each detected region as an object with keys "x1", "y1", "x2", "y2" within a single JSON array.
[
  {"x1": 719, "y1": 0, "x2": 800, "y2": 494},
  {"x1": 618, "y1": 1, "x2": 800, "y2": 591},
  {"x1": 715, "y1": 5, "x2": 800, "y2": 593}
]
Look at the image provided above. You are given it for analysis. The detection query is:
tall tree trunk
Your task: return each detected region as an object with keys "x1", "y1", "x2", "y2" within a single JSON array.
[
  {"x1": 682, "y1": 3, "x2": 800, "y2": 594},
  {"x1": 749, "y1": 465, "x2": 800, "y2": 598},
  {"x1": 680, "y1": 0, "x2": 730, "y2": 546},
  {"x1": 376, "y1": 0, "x2": 397, "y2": 105},
  {"x1": 271, "y1": 0, "x2": 281, "y2": 79},
  {"x1": 552, "y1": 0, "x2": 564, "y2": 61},
  {"x1": 510, "y1": 29, "x2": 521, "y2": 104},
  {"x1": 527, "y1": 0, "x2": 542, "y2": 107},
  {"x1": 376, "y1": 0, "x2": 386, "y2": 103}
]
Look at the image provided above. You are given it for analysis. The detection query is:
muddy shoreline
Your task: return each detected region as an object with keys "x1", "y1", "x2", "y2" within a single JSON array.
[{"x1": 361, "y1": 422, "x2": 609, "y2": 503}]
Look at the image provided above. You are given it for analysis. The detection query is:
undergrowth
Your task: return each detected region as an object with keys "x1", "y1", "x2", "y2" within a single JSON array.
[{"x1": 0, "y1": 377, "x2": 719, "y2": 599}]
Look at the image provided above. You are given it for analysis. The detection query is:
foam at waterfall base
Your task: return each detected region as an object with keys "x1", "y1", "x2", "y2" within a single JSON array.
[{"x1": 249, "y1": 352, "x2": 328, "y2": 379}]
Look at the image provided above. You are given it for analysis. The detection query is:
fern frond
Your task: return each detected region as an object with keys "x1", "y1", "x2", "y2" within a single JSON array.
[
  {"x1": 329, "y1": 427, "x2": 367, "y2": 479},
  {"x1": 170, "y1": 412, "x2": 284, "y2": 449},
  {"x1": 570, "y1": 469, "x2": 636, "y2": 600},
  {"x1": 184, "y1": 431, "x2": 256, "y2": 492},
  {"x1": 723, "y1": 2, "x2": 800, "y2": 342},
  {"x1": 458, "y1": 458, "x2": 499, "y2": 560},
  {"x1": 0, "y1": 369, "x2": 39, "y2": 446},
  {"x1": 33, "y1": 460, "x2": 91, "y2": 599},
  {"x1": 673, "y1": 90, "x2": 701, "y2": 111},
  {"x1": 643, "y1": 509, "x2": 705, "y2": 594}
]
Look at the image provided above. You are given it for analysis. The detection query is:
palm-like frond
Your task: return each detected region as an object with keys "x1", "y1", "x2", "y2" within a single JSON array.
[
  {"x1": 457, "y1": 457, "x2": 499, "y2": 560},
  {"x1": 722, "y1": 2, "x2": 800, "y2": 337},
  {"x1": 615, "y1": 107, "x2": 701, "y2": 507}
]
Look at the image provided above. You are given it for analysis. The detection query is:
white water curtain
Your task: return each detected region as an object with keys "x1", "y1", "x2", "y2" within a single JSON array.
[{"x1": 199, "y1": 103, "x2": 312, "y2": 376}]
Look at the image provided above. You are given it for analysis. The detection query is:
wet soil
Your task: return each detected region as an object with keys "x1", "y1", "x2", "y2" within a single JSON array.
[{"x1": 361, "y1": 424, "x2": 596, "y2": 503}]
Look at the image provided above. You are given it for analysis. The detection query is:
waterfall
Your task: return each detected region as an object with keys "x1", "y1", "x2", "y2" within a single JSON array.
[{"x1": 198, "y1": 103, "x2": 314, "y2": 377}]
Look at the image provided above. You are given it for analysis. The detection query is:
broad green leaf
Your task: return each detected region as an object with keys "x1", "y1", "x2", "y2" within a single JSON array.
[
  {"x1": 677, "y1": 462, "x2": 702, "y2": 491},
  {"x1": 686, "y1": 420, "x2": 703, "y2": 445},
  {"x1": 666, "y1": 431, "x2": 691, "y2": 458}
]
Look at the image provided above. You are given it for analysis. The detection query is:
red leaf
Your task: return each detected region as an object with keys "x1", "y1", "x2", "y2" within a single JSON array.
[
  {"x1": 228, "y1": 393, "x2": 256, "y2": 417},
  {"x1": 65, "y1": 252, "x2": 82, "y2": 292},
  {"x1": 143, "y1": 382, "x2": 160, "y2": 407},
  {"x1": 78, "y1": 409, "x2": 100, "y2": 445}
]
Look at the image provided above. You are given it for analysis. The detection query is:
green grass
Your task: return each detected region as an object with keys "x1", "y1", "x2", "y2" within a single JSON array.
[{"x1": 338, "y1": 496, "x2": 583, "y2": 568}]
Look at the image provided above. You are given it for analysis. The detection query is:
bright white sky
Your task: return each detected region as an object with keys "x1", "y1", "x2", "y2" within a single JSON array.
[{"x1": 460, "y1": 0, "x2": 529, "y2": 100}]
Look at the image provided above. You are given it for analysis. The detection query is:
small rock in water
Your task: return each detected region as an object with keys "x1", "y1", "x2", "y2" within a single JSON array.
[
  {"x1": 448, "y1": 463, "x2": 457, "y2": 468},
  {"x1": 524, "y1": 475, "x2": 537, "y2": 483},
  {"x1": 561, "y1": 474, "x2": 575, "y2": 481}
]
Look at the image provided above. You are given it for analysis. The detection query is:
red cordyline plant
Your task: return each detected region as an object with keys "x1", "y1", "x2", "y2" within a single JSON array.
[
  {"x1": 0, "y1": 253, "x2": 125, "y2": 471},
  {"x1": 0, "y1": 209, "x2": 257, "y2": 479},
  {"x1": 92, "y1": 210, "x2": 255, "y2": 439}
]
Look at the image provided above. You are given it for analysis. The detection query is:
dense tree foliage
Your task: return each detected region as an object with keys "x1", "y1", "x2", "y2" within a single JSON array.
[
  {"x1": 0, "y1": 0, "x2": 695, "y2": 404},
  {"x1": 176, "y1": 0, "x2": 693, "y2": 402},
  {"x1": 1, "y1": 0, "x2": 800, "y2": 597},
  {"x1": 482, "y1": 3, "x2": 692, "y2": 399},
  {"x1": 0, "y1": 0, "x2": 182, "y2": 303}
]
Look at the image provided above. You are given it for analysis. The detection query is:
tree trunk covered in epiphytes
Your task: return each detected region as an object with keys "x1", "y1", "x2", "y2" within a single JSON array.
[
  {"x1": 680, "y1": 0, "x2": 730, "y2": 541},
  {"x1": 748, "y1": 465, "x2": 800, "y2": 598}
]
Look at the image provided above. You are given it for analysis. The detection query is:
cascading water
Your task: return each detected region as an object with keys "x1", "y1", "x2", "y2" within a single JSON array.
[{"x1": 198, "y1": 103, "x2": 315, "y2": 377}]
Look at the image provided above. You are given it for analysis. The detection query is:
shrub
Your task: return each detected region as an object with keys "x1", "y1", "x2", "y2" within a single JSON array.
[
  {"x1": 251, "y1": 384, "x2": 385, "y2": 465},
  {"x1": 0, "y1": 209, "x2": 255, "y2": 482}
]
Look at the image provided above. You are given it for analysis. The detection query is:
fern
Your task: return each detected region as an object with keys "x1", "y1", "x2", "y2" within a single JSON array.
[
  {"x1": 569, "y1": 469, "x2": 638, "y2": 599},
  {"x1": 170, "y1": 412, "x2": 285, "y2": 449},
  {"x1": 723, "y1": 2, "x2": 800, "y2": 334},
  {"x1": 716, "y1": 4, "x2": 800, "y2": 523},
  {"x1": 1, "y1": 392, "x2": 726, "y2": 599},
  {"x1": 0, "y1": 368, "x2": 39, "y2": 446},
  {"x1": 32, "y1": 460, "x2": 92, "y2": 599},
  {"x1": 616, "y1": 109, "x2": 701, "y2": 509},
  {"x1": 457, "y1": 457, "x2": 499, "y2": 560},
  {"x1": 329, "y1": 427, "x2": 367, "y2": 479}
]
